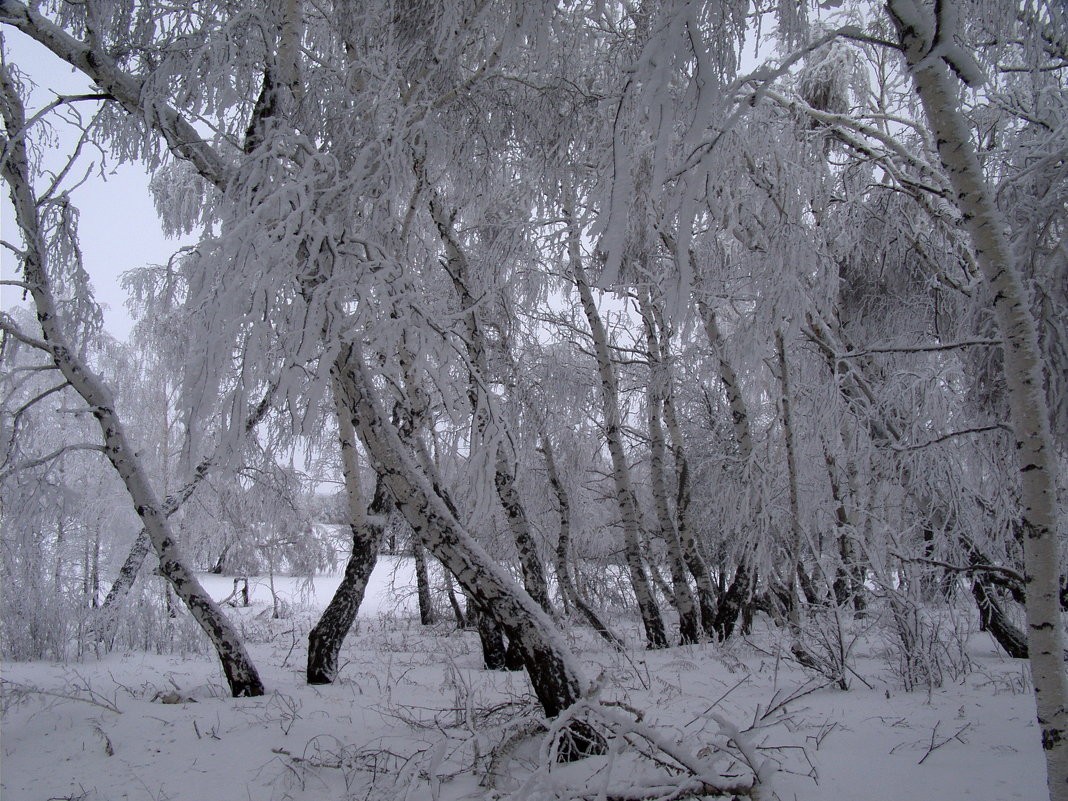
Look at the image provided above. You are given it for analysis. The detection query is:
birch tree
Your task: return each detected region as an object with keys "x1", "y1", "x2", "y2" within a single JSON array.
[
  {"x1": 0, "y1": 56, "x2": 265, "y2": 697},
  {"x1": 888, "y1": 2, "x2": 1067, "y2": 795}
]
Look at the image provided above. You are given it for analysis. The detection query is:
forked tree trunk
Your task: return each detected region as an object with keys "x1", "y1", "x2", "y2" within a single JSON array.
[
  {"x1": 639, "y1": 290, "x2": 700, "y2": 644},
  {"x1": 0, "y1": 73, "x2": 264, "y2": 698},
  {"x1": 890, "y1": 4, "x2": 1067, "y2": 795},
  {"x1": 307, "y1": 377, "x2": 387, "y2": 684},
  {"x1": 566, "y1": 204, "x2": 667, "y2": 650},
  {"x1": 712, "y1": 558, "x2": 755, "y2": 642},
  {"x1": 332, "y1": 343, "x2": 601, "y2": 749},
  {"x1": 650, "y1": 301, "x2": 719, "y2": 636}
]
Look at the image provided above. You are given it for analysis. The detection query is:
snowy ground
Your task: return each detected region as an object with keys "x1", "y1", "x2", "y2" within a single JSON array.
[{"x1": 0, "y1": 559, "x2": 1047, "y2": 801}]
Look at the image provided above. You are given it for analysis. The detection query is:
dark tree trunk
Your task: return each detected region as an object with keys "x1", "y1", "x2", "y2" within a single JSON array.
[
  {"x1": 972, "y1": 579, "x2": 1028, "y2": 659},
  {"x1": 713, "y1": 560, "x2": 754, "y2": 641},
  {"x1": 307, "y1": 380, "x2": 389, "y2": 685},
  {"x1": 474, "y1": 605, "x2": 508, "y2": 670},
  {"x1": 306, "y1": 519, "x2": 383, "y2": 683},
  {"x1": 445, "y1": 573, "x2": 467, "y2": 628},
  {"x1": 412, "y1": 539, "x2": 436, "y2": 625},
  {"x1": 674, "y1": 458, "x2": 719, "y2": 637}
]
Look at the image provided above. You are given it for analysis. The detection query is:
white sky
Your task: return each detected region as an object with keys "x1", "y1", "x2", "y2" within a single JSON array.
[{"x1": 1, "y1": 30, "x2": 188, "y2": 342}]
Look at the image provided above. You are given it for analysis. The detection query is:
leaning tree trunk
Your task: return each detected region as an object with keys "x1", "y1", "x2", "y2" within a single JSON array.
[
  {"x1": 307, "y1": 376, "x2": 388, "y2": 684},
  {"x1": 333, "y1": 343, "x2": 602, "y2": 751},
  {"x1": 540, "y1": 435, "x2": 624, "y2": 650},
  {"x1": 0, "y1": 72, "x2": 263, "y2": 698},
  {"x1": 566, "y1": 203, "x2": 667, "y2": 650},
  {"x1": 650, "y1": 300, "x2": 719, "y2": 637},
  {"x1": 639, "y1": 290, "x2": 700, "y2": 644},
  {"x1": 890, "y1": 4, "x2": 1068, "y2": 796},
  {"x1": 428, "y1": 190, "x2": 553, "y2": 616},
  {"x1": 97, "y1": 386, "x2": 275, "y2": 643}
]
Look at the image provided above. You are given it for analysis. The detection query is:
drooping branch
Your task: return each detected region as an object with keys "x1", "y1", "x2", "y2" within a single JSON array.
[
  {"x1": 890, "y1": 2, "x2": 1068, "y2": 795},
  {"x1": 0, "y1": 62, "x2": 263, "y2": 697},
  {"x1": 0, "y1": 442, "x2": 104, "y2": 482}
]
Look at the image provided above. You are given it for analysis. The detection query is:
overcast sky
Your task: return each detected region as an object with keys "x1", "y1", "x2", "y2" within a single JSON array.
[{"x1": 1, "y1": 30, "x2": 189, "y2": 342}]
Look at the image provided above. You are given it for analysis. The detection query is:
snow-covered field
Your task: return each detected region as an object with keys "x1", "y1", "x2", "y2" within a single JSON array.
[{"x1": 0, "y1": 559, "x2": 1046, "y2": 801}]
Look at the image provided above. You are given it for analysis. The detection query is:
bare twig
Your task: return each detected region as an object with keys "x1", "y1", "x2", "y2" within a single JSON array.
[
  {"x1": 1, "y1": 678, "x2": 121, "y2": 714},
  {"x1": 918, "y1": 721, "x2": 971, "y2": 765},
  {"x1": 890, "y1": 551, "x2": 1025, "y2": 585}
]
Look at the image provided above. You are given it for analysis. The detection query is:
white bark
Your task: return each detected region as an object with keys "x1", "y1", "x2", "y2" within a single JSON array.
[
  {"x1": 649, "y1": 299, "x2": 719, "y2": 636},
  {"x1": 638, "y1": 289, "x2": 700, "y2": 644},
  {"x1": 566, "y1": 203, "x2": 668, "y2": 649},
  {"x1": 427, "y1": 191, "x2": 553, "y2": 615},
  {"x1": 0, "y1": 67, "x2": 263, "y2": 697},
  {"x1": 889, "y1": 4, "x2": 1067, "y2": 798},
  {"x1": 332, "y1": 343, "x2": 596, "y2": 724}
]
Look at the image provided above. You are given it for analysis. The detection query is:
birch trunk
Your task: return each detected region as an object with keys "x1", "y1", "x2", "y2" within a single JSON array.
[
  {"x1": 0, "y1": 72, "x2": 263, "y2": 697},
  {"x1": 823, "y1": 444, "x2": 858, "y2": 608},
  {"x1": 540, "y1": 435, "x2": 623, "y2": 649},
  {"x1": 307, "y1": 376, "x2": 386, "y2": 684},
  {"x1": 97, "y1": 388, "x2": 275, "y2": 640},
  {"x1": 651, "y1": 303, "x2": 719, "y2": 637},
  {"x1": 566, "y1": 205, "x2": 667, "y2": 649},
  {"x1": 697, "y1": 297, "x2": 754, "y2": 462},
  {"x1": 332, "y1": 343, "x2": 600, "y2": 743},
  {"x1": 775, "y1": 330, "x2": 805, "y2": 624},
  {"x1": 696, "y1": 290, "x2": 759, "y2": 639},
  {"x1": 890, "y1": 5, "x2": 1067, "y2": 795},
  {"x1": 412, "y1": 538, "x2": 436, "y2": 625},
  {"x1": 639, "y1": 291, "x2": 700, "y2": 644},
  {"x1": 428, "y1": 193, "x2": 553, "y2": 615}
]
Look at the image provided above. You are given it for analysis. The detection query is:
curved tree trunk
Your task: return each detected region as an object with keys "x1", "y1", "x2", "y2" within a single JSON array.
[
  {"x1": 0, "y1": 73, "x2": 264, "y2": 697},
  {"x1": 890, "y1": 5, "x2": 1068, "y2": 795},
  {"x1": 566, "y1": 203, "x2": 667, "y2": 650},
  {"x1": 540, "y1": 435, "x2": 624, "y2": 650},
  {"x1": 333, "y1": 342, "x2": 601, "y2": 747},
  {"x1": 307, "y1": 377, "x2": 387, "y2": 684}
]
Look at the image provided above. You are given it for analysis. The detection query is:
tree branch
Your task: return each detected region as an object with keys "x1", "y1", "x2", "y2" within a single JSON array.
[
  {"x1": 890, "y1": 551, "x2": 1026, "y2": 586},
  {"x1": 891, "y1": 424, "x2": 1009, "y2": 452},
  {"x1": 0, "y1": 443, "x2": 105, "y2": 481},
  {"x1": 838, "y1": 338, "x2": 1001, "y2": 357},
  {"x1": 0, "y1": 313, "x2": 50, "y2": 351}
]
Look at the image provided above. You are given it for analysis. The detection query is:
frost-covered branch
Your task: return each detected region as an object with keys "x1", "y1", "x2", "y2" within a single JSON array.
[{"x1": 0, "y1": 442, "x2": 104, "y2": 482}]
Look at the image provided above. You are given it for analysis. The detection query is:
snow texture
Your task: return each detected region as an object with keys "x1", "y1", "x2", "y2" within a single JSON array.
[{"x1": 1, "y1": 559, "x2": 1047, "y2": 801}]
